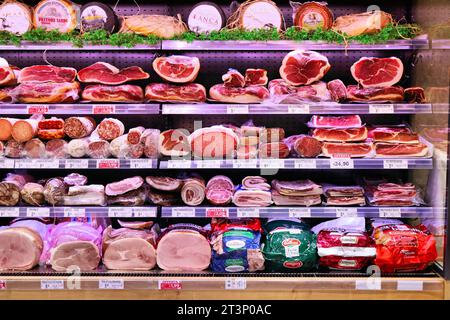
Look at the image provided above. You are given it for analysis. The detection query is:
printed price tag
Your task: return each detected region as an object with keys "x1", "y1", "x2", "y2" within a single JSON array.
[
  {"x1": 15, "y1": 159, "x2": 59, "y2": 169},
  {"x1": 108, "y1": 207, "x2": 132, "y2": 218},
  {"x1": 330, "y1": 158, "x2": 354, "y2": 169},
  {"x1": 129, "y1": 159, "x2": 154, "y2": 169},
  {"x1": 172, "y1": 207, "x2": 196, "y2": 217},
  {"x1": 196, "y1": 160, "x2": 221, "y2": 168},
  {"x1": 379, "y1": 208, "x2": 402, "y2": 218},
  {"x1": 288, "y1": 104, "x2": 310, "y2": 114},
  {"x1": 397, "y1": 280, "x2": 423, "y2": 291},
  {"x1": 227, "y1": 105, "x2": 249, "y2": 114},
  {"x1": 0, "y1": 207, "x2": 20, "y2": 217},
  {"x1": 158, "y1": 280, "x2": 182, "y2": 290},
  {"x1": 335, "y1": 207, "x2": 358, "y2": 217},
  {"x1": 293, "y1": 159, "x2": 316, "y2": 169},
  {"x1": 237, "y1": 208, "x2": 260, "y2": 218},
  {"x1": 206, "y1": 208, "x2": 229, "y2": 218},
  {"x1": 232, "y1": 159, "x2": 258, "y2": 168},
  {"x1": 0, "y1": 281, "x2": 6, "y2": 290},
  {"x1": 355, "y1": 279, "x2": 381, "y2": 290},
  {"x1": 92, "y1": 105, "x2": 115, "y2": 114},
  {"x1": 225, "y1": 278, "x2": 247, "y2": 290},
  {"x1": 0, "y1": 159, "x2": 14, "y2": 169},
  {"x1": 383, "y1": 159, "x2": 408, "y2": 169},
  {"x1": 99, "y1": 279, "x2": 124, "y2": 290},
  {"x1": 133, "y1": 207, "x2": 157, "y2": 218},
  {"x1": 41, "y1": 280, "x2": 64, "y2": 290},
  {"x1": 27, "y1": 207, "x2": 50, "y2": 218},
  {"x1": 288, "y1": 208, "x2": 311, "y2": 218},
  {"x1": 65, "y1": 159, "x2": 90, "y2": 169},
  {"x1": 259, "y1": 159, "x2": 285, "y2": 169},
  {"x1": 27, "y1": 105, "x2": 49, "y2": 114},
  {"x1": 369, "y1": 104, "x2": 394, "y2": 114},
  {"x1": 63, "y1": 207, "x2": 86, "y2": 218},
  {"x1": 167, "y1": 160, "x2": 192, "y2": 169},
  {"x1": 97, "y1": 159, "x2": 120, "y2": 169}
]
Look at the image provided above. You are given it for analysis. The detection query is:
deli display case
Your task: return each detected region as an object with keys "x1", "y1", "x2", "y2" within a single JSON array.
[{"x1": 0, "y1": 0, "x2": 449, "y2": 300}]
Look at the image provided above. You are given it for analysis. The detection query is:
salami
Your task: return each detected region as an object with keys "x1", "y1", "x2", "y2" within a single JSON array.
[
  {"x1": 66, "y1": 138, "x2": 89, "y2": 158},
  {"x1": 23, "y1": 138, "x2": 46, "y2": 158},
  {"x1": 37, "y1": 117, "x2": 65, "y2": 140},
  {"x1": 43, "y1": 178, "x2": 66, "y2": 205},
  {"x1": 110, "y1": 134, "x2": 129, "y2": 158},
  {"x1": 96, "y1": 118, "x2": 125, "y2": 141},
  {"x1": 4, "y1": 139, "x2": 23, "y2": 158},
  {"x1": 141, "y1": 129, "x2": 160, "y2": 158},
  {"x1": 87, "y1": 140, "x2": 111, "y2": 159},
  {"x1": 127, "y1": 127, "x2": 145, "y2": 145},
  {"x1": 45, "y1": 139, "x2": 68, "y2": 158},
  {"x1": 21, "y1": 183, "x2": 45, "y2": 206},
  {"x1": 64, "y1": 116, "x2": 96, "y2": 139},
  {"x1": 128, "y1": 143, "x2": 144, "y2": 159},
  {"x1": 0, "y1": 182, "x2": 20, "y2": 206},
  {"x1": 0, "y1": 118, "x2": 17, "y2": 141}
]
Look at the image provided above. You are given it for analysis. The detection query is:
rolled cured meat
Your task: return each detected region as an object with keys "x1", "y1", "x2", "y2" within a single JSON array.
[
  {"x1": 11, "y1": 114, "x2": 43, "y2": 143},
  {"x1": 0, "y1": 182, "x2": 20, "y2": 206},
  {"x1": 271, "y1": 190, "x2": 322, "y2": 206},
  {"x1": 45, "y1": 139, "x2": 68, "y2": 158},
  {"x1": 23, "y1": 138, "x2": 46, "y2": 158},
  {"x1": 232, "y1": 188, "x2": 272, "y2": 207},
  {"x1": 206, "y1": 175, "x2": 234, "y2": 206},
  {"x1": 21, "y1": 183, "x2": 45, "y2": 206},
  {"x1": 181, "y1": 177, "x2": 206, "y2": 206},
  {"x1": 145, "y1": 176, "x2": 183, "y2": 192},
  {"x1": 242, "y1": 176, "x2": 270, "y2": 191}
]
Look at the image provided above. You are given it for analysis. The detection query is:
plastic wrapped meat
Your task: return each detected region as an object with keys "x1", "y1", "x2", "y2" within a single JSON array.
[
  {"x1": 63, "y1": 185, "x2": 106, "y2": 206},
  {"x1": 107, "y1": 188, "x2": 146, "y2": 206},
  {"x1": 232, "y1": 187, "x2": 272, "y2": 207}
]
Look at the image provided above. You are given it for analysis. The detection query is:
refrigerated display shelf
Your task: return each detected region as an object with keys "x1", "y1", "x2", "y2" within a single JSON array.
[
  {"x1": 0, "y1": 104, "x2": 160, "y2": 115},
  {"x1": 0, "y1": 42, "x2": 161, "y2": 51},
  {"x1": 4, "y1": 159, "x2": 158, "y2": 169},
  {"x1": 159, "y1": 158, "x2": 433, "y2": 170}
]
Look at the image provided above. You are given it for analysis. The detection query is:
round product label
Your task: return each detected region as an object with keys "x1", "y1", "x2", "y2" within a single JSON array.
[
  {"x1": 81, "y1": 5, "x2": 107, "y2": 31},
  {"x1": 0, "y1": 3, "x2": 32, "y2": 35},
  {"x1": 283, "y1": 261, "x2": 303, "y2": 269},
  {"x1": 225, "y1": 239, "x2": 246, "y2": 249},
  {"x1": 35, "y1": 0, "x2": 76, "y2": 33},
  {"x1": 225, "y1": 265, "x2": 246, "y2": 272},
  {"x1": 242, "y1": 1, "x2": 282, "y2": 30},
  {"x1": 188, "y1": 4, "x2": 223, "y2": 34},
  {"x1": 299, "y1": 11, "x2": 325, "y2": 31}
]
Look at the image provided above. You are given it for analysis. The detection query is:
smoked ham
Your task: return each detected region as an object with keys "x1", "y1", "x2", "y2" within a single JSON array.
[
  {"x1": 10, "y1": 81, "x2": 80, "y2": 103},
  {"x1": 346, "y1": 85, "x2": 404, "y2": 102},
  {"x1": 374, "y1": 142, "x2": 429, "y2": 157}
]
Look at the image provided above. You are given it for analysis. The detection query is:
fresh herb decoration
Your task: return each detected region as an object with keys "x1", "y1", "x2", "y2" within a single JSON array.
[{"x1": 0, "y1": 23, "x2": 420, "y2": 47}]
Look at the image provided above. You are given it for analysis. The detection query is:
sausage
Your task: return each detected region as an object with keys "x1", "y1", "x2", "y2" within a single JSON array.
[
  {"x1": 127, "y1": 126, "x2": 145, "y2": 145},
  {"x1": 43, "y1": 178, "x2": 66, "y2": 205},
  {"x1": 141, "y1": 129, "x2": 160, "y2": 158},
  {"x1": 96, "y1": 118, "x2": 125, "y2": 141},
  {"x1": 64, "y1": 116, "x2": 96, "y2": 139},
  {"x1": 66, "y1": 138, "x2": 89, "y2": 158},
  {"x1": 23, "y1": 138, "x2": 46, "y2": 158},
  {"x1": 4, "y1": 139, "x2": 23, "y2": 158},
  {"x1": 0, "y1": 141, "x2": 4, "y2": 157},
  {"x1": 38, "y1": 117, "x2": 64, "y2": 130},
  {"x1": 45, "y1": 139, "x2": 68, "y2": 158},
  {"x1": 128, "y1": 143, "x2": 144, "y2": 159},
  {"x1": 11, "y1": 114, "x2": 44, "y2": 143},
  {"x1": 87, "y1": 140, "x2": 111, "y2": 159},
  {"x1": 21, "y1": 182, "x2": 45, "y2": 206},
  {"x1": 110, "y1": 134, "x2": 129, "y2": 158}
]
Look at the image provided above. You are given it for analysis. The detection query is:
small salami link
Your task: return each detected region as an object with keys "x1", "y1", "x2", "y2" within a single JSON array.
[
  {"x1": 45, "y1": 139, "x2": 68, "y2": 158},
  {"x1": 127, "y1": 126, "x2": 145, "y2": 145},
  {"x1": 87, "y1": 140, "x2": 111, "y2": 159}
]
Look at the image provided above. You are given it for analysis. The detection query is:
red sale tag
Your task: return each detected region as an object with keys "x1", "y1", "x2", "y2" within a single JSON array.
[
  {"x1": 158, "y1": 280, "x2": 182, "y2": 290},
  {"x1": 0, "y1": 281, "x2": 6, "y2": 289},
  {"x1": 27, "y1": 105, "x2": 49, "y2": 114},
  {"x1": 206, "y1": 208, "x2": 229, "y2": 218},
  {"x1": 92, "y1": 105, "x2": 115, "y2": 114},
  {"x1": 97, "y1": 159, "x2": 120, "y2": 169}
]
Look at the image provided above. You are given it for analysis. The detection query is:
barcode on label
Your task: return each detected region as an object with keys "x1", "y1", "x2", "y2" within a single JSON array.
[
  {"x1": 92, "y1": 105, "x2": 115, "y2": 114},
  {"x1": 158, "y1": 280, "x2": 182, "y2": 290},
  {"x1": 330, "y1": 158, "x2": 354, "y2": 169},
  {"x1": 383, "y1": 159, "x2": 408, "y2": 169},
  {"x1": 129, "y1": 159, "x2": 154, "y2": 168},
  {"x1": 172, "y1": 207, "x2": 196, "y2": 217},
  {"x1": 99, "y1": 279, "x2": 124, "y2": 290},
  {"x1": 232, "y1": 160, "x2": 258, "y2": 168},
  {"x1": 288, "y1": 208, "x2": 311, "y2": 218},
  {"x1": 63, "y1": 208, "x2": 86, "y2": 218},
  {"x1": 196, "y1": 160, "x2": 221, "y2": 168},
  {"x1": 27, "y1": 207, "x2": 50, "y2": 217},
  {"x1": 27, "y1": 105, "x2": 49, "y2": 114},
  {"x1": 288, "y1": 104, "x2": 310, "y2": 114},
  {"x1": 293, "y1": 159, "x2": 316, "y2": 169},
  {"x1": 167, "y1": 160, "x2": 192, "y2": 169},
  {"x1": 133, "y1": 207, "x2": 157, "y2": 218},
  {"x1": 225, "y1": 278, "x2": 247, "y2": 290},
  {"x1": 206, "y1": 208, "x2": 229, "y2": 218},
  {"x1": 0, "y1": 159, "x2": 14, "y2": 169},
  {"x1": 369, "y1": 104, "x2": 394, "y2": 114},
  {"x1": 65, "y1": 159, "x2": 89, "y2": 169},
  {"x1": 108, "y1": 208, "x2": 132, "y2": 218},
  {"x1": 335, "y1": 208, "x2": 358, "y2": 217},
  {"x1": 397, "y1": 280, "x2": 423, "y2": 291},
  {"x1": 237, "y1": 208, "x2": 260, "y2": 218},
  {"x1": 227, "y1": 105, "x2": 249, "y2": 114},
  {"x1": 259, "y1": 159, "x2": 285, "y2": 169},
  {"x1": 41, "y1": 280, "x2": 64, "y2": 290},
  {"x1": 0, "y1": 208, "x2": 20, "y2": 217},
  {"x1": 97, "y1": 159, "x2": 120, "y2": 169},
  {"x1": 379, "y1": 208, "x2": 402, "y2": 218}
]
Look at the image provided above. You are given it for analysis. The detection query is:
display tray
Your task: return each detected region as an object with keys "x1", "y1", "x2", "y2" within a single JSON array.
[
  {"x1": 0, "y1": 104, "x2": 160, "y2": 115},
  {"x1": 1, "y1": 159, "x2": 158, "y2": 169}
]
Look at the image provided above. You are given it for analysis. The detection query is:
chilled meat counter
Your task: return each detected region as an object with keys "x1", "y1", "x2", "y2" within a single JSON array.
[{"x1": 0, "y1": 0, "x2": 448, "y2": 300}]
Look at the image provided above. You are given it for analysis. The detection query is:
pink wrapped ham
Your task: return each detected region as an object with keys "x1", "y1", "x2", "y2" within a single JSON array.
[{"x1": 206, "y1": 175, "x2": 234, "y2": 206}]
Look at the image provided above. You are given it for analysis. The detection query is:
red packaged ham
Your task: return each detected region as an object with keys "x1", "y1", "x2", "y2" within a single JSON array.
[
  {"x1": 364, "y1": 180, "x2": 424, "y2": 207},
  {"x1": 206, "y1": 175, "x2": 234, "y2": 206},
  {"x1": 9, "y1": 82, "x2": 80, "y2": 103},
  {"x1": 209, "y1": 84, "x2": 269, "y2": 103},
  {"x1": 153, "y1": 55, "x2": 200, "y2": 83},
  {"x1": 308, "y1": 115, "x2": 362, "y2": 128},
  {"x1": 271, "y1": 190, "x2": 321, "y2": 206},
  {"x1": 351, "y1": 57, "x2": 404, "y2": 88},
  {"x1": 77, "y1": 62, "x2": 149, "y2": 85},
  {"x1": 145, "y1": 83, "x2": 206, "y2": 103},
  {"x1": 269, "y1": 79, "x2": 331, "y2": 104},
  {"x1": 18, "y1": 65, "x2": 77, "y2": 83},
  {"x1": 82, "y1": 85, "x2": 144, "y2": 103},
  {"x1": 96, "y1": 118, "x2": 125, "y2": 141},
  {"x1": 189, "y1": 126, "x2": 239, "y2": 159},
  {"x1": 222, "y1": 69, "x2": 245, "y2": 87}
]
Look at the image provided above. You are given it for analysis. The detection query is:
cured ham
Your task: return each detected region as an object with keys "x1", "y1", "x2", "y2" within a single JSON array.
[
  {"x1": 232, "y1": 188, "x2": 272, "y2": 207},
  {"x1": 327, "y1": 79, "x2": 347, "y2": 102},
  {"x1": 323, "y1": 185, "x2": 365, "y2": 206},
  {"x1": 189, "y1": 126, "x2": 239, "y2": 159},
  {"x1": 284, "y1": 135, "x2": 322, "y2": 158},
  {"x1": 77, "y1": 62, "x2": 149, "y2": 85},
  {"x1": 404, "y1": 87, "x2": 426, "y2": 103},
  {"x1": 364, "y1": 180, "x2": 422, "y2": 206},
  {"x1": 312, "y1": 127, "x2": 368, "y2": 142},
  {"x1": 82, "y1": 84, "x2": 144, "y2": 102},
  {"x1": 209, "y1": 84, "x2": 269, "y2": 103},
  {"x1": 145, "y1": 83, "x2": 206, "y2": 103},
  {"x1": 145, "y1": 176, "x2": 183, "y2": 192},
  {"x1": 258, "y1": 142, "x2": 290, "y2": 159},
  {"x1": 308, "y1": 115, "x2": 362, "y2": 128},
  {"x1": 269, "y1": 79, "x2": 331, "y2": 103},
  {"x1": 222, "y1": 68, "x2": 245, "y2": 87},
  {"x1": 181, "y1": 177, "x2": 206, "y2": 206},
  {"x1": 159, "y1": 129, "x2": 190, "y2": 157},
  {"x1": 332, "y1": 11, "x2": 392, "y2": 37},
  {"x1": 18, "y1": 65, "x2": 77, "y2": 83},
  {"x1": 350, "y1": 57, "x2": 404, "y2": 88},
  {"x1": 322, "y1": 142, "x2": 374, "y2": 158},
  {"x1": 374, "y1": 142, "x2": 429, "y2": 157},
  {"x1": 245, "y1": 69, "x2": 268, "y2": 86},
  {"x1": 152, "y1": 55, "x2": 200, "y2": 83},
  {"x1": 206, "y1": 175, "x2": 234, "y2": 206},
  {"x1": 9, "y1": 82, "x2": 80, "y2": 103},
  {"x1": 346, "y1": 85, "x2": 404, "y2": 102},
  {"x1": 372, "y1": 130, "x2": 419, "y2": 144}
]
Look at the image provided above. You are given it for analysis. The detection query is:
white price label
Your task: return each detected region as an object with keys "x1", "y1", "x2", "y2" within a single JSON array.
[
  {"x1": 379, "y1": 208, "x2": 402, "y2": 218},
  {"x1": 99, "y1": 279, "x2": 124, "y2": 290},
  {"x1": 288, "y1": 208, "x2": 311, "y2": 218},
  {"x1": 288, "y1": 104, "x2": 310, "y2": 114},
  {"x1": 397, "y1": 280, "x2": 423, "y2": 291},
  {"x1": 108, "y1": 207, "x2": 132, "y2": 218},
  {"x1": 330, "y1": 158, "x2": 354, "y2": 169},
  {"x1": 63, "y1": 207, "x2": 86, "y2": 218},
  {"x1": 0, "y1": 159, "x2": 14, "y2": 169},
  {"x1": 27, "y1": 207, "x2": 50, "y2": 218},
  {"x1": 260, "y1": 159, "x2": 285, "y2": 169},
  {"x1": 27, "y1": 105, "x2": 49, "y2": 114},
  {"x1": 196, "y1": 160, "x2": 221, "y2": 168},
  {"x1": 369, "y1": 104, "x2": 394, "y2": 114},
  {"x1": 0, "y1": 208, "x2": 20, "y2": 217},
  {"x1": 383, "y1": 159, "x2": 408, "y2": 169},
  {"x1": 167, "y1": 160, "x2": 192, "y2": 169},
  {"x1": 237, "y1": 208, "x2": 260, "y2": 218},
  {"x1": 41, "y1": 280, "x2": 64, "y2": 290},
  {"x1": 129, "y1": 159, "x2": 154, "y2": 169},
  {"x1": 232, "y1": 159, "x2": 258, "y2": 168},
  {"x1": 172, "y1": 207, "x2": 196, "y2": 217},
  {"x1": 227, "y1": 105, "x2": 249, "y2": 114},
  {"x1": 92, "y1": 105, "x2": 115, "y2": 114},
  {"x1": 225, "y1": 278, "x2": 247, "y2": 290},
  {"x1": 335, "y1": 207, "x2": 358, "y2": 217},
  {"x1": 65, "y1": 159, "x2": 89, "y2": 169},
  {"x1": 293, "y1": 159, "x2": 316, "y2": 169},
  {"x1": 355, "y1": 279, "x2": 381, "y2": 291},
  {"x1": 133, "y1": 207, "x2": 157, "y2": 218},
  {"x1": 15, "y1": 159, "x2": 59, "y2": 169}
]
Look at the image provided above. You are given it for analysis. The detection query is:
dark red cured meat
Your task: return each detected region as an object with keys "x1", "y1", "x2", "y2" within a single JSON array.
[
  {"x1": 38, "y1": 118, "x2": 64, "y2": 130},
  {"x1": 10, "y1": 82, "x2": 80, "y2": 103},
  {"x1": 97, "y1": 118, "x2": 125, "y2": 141},
  {"x1": 152, "y1": 56, "x2": 200, "y2": 83},
  {"x1": 309, "y1": 115, "x2": 362, "y2": 128},
  {"x1": 45, "y1": 139, "x2": 67, "y2": 158},
  {"x1": 245, "y1": 69, "x2": 268, "y2": 86},
  {"x1": 312, "y1": 127, "x2": 368, "y2": 142},
  {"x1": 374, "y1": 143, "x2": 428, "y2": 157},
  {"x1": 82, "y1": 85, "x2": 144, "y2": 103},
  {"x1": 279, "y1": 50, "x2": 330, "y2": 86},
  {"x1": 127, "y1": 127, "x2": 144, "y2": 145},
  {"x1": 209, "y1": 84, "x2": 269, "y2": 103},
  {"x1": 268, "y1": 79, "x2": 332, "y2": 103},
  {"x1": 145, "y1": 83, "x2": 206, "y2": 102},
  {"x1": 259, "y1": 142, "x2": 290, "y2": 159},
  {"x1": 404, "y1": 87, "x2": 426, "y2": 103},
  {"x1": 346, "y1": 85, "x2": 404, "y2": 102},
  {"x1": 351, "y1": 57, "x2": 403, "y2": 88},
  {"x1": 87, "y1": 140, "x2": 111, "y2": 159},
  {"x1": 159, "y1": 129, "x2": 190, "y2": 157},
  {"x1": 18, "y1": 65, "x2": 77, "y2": 83},
  {"x1": 284, "y1": 135, "x2": 322, "y2": 158},
  {"x1": 368, "y1": 126, "x2": 411, "y2": 139},
  {"x1": 77, "y1": 62, "x2": 149, "y2": 85},
  {"x1": 322, "y1": 142, "x2": 373, "y2": 157},
  {"x1": 222, "y1": 69, "x2": 245, "y2": 87},
  {"x1": 327, "y1": 79, "x2": 347, "y2": 102}
]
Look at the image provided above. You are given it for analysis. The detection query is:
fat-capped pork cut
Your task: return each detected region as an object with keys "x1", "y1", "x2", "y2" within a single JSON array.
[
  {"x1": 145, "y1": 83, "x2": 206, "y2": 102},
  {"x1": 18, "y1": 65, "x2": 77, "y2": 83},
  {"x1": 351, "y1": 57, "x2": 404, "y2": 88},
  {"x1": 209, "y1": 84, "x2": 269, "y2": 103},
  {"x1": 77, "y1": 62, "x2": 149, "y2": 85},
  {"x1": 152, "y1": 55, "x2": 200, "y2": 83},
  {"x1": 82, "y1": 84, "x2": 144, "y2": 103}
]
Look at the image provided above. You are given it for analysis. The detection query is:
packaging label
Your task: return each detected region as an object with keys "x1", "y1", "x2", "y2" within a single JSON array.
[
  {"x1": 335, "y1": 207, "x2": 358, "y2": 217},
  {"x1": 288, "y1": 104, "x2": 310, "y2": 114},
  {"x1": 0, "y1": 207, "x2": 20, "y2": 217},
  {"x1": 27, "y1": 207, "x2": 50, "y2": 217},
  {"x1": 65, "y1": 159, "x2": 89, "y2": 169},
  {"x1": 172, "y1": 207, "x2": 196, "y2": 217},
  {"x1": 92, "y1": 105, "x2": 115, "y2": 114},
  {"x1": 206, "y1": 208, "x2": 229, "y2": 218},
  {"x1": 63, "y1": 207, "x2": 86, "y2": 218},
  {"x1": 158, "y1": 280, "x2": 182, "y2": 290},
  {"x1": 41, "y1": 280, "x2": 64, "y2": 290},
  {"x1": 27, "y1": 105, "x2": 49, "y2": 114},
  {"x1": 237, "y1": 208, "x2": 260, "y2": 218},
  {"x1": 129, "y1": 159, "x2": 154, "y2": 169},
  {"x1": 330, "y1": 158, "x2": 354, "y2": 169},
  {"x1": 383, "y1": 159, "x2": 408, "y2": 169},
  {"x1": 108, "y1": 207, "x2": 132, "y2": 218},
  {"x1": 133, "y1": 207, "x2": 157, "y2": 218},
  {"x1": 232, "y1": 159, "x2": 258, "y2": 168},
  {"x1": 225, "y1": 278, "x2": 247, "y2": 290},
  {"x1": 369, "y1": 104, "x2": 394, "y2": 114}
]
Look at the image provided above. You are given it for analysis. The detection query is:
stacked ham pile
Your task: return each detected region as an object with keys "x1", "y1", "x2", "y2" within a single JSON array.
[
  {"x1": 232, "y1": 176, "x2": 273, "y2": 207},
  {"x1": 271, "y1": 179, "x2": 322, "y2": 206},
  {"x1": 364, "y1": 178, "x2": 423, "y2": 207},
  {"x1": 323, "y1": 184, "x2": 366, "y2": 206},
  {"x1": 209, "y1": 68, "x2": 270, "y2": 103},
  {"x1": 146, "y1": 55, "x2": 206, "y2": 103}
]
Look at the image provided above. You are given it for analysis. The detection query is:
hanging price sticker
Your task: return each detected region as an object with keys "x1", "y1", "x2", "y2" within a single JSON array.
[
  {"x1": 206, "y1": 208, "x2": 229, "y2": 218},
  {"x1": 259, "y1": 159, "x2": 285, "y2": 169},
  {"x1": 92, "y1": 105, "x2": 115, "y2": 114},
  {"x1": 237, "y1": 208, "x2": 260, "y2": 218},
  {"x1": 167, "y1": 160, "x2": 192, "y2": 169},
  {"x1": 225, "y1": 278, "x2": 247, "y2": 290},
  {"x1": 99, "y1": 279, "x2": 124, "y2": 290},
  {"x1": 0, "y1": 159, "x2": 14, "y2": 169},
  {"x1": 288, "y1": 104, "x2": 310, "y2": 114},
  {"x1": 369, "y1": 104, "x2": 394, "y2": 114},
  {"x1": 293, "y1": 159, "x2": 316, "y2": 169},
  {"x1": 63, "y1": 207, "x2": 86, "y2": 218},
  {"x1": 196, "y1": 160, "x2": 221, "y2": 168},
  {"x1": 383, "y1": 159, "x2": 408, "y2": 169},
  {"x1": 158, "y1": 280, "x2": 182, "y2": 290},
  {"x1": 27, "y1": 207, "x2": 50, "y2": 218},
  {"x1": 108, "y1": 207, "x2": 132, "y2": 218},
  {"x1": 172, "y1": 207, "x2": 196, "y2": 217},
  {"x1": 330, "y1": 158, "x2": 354, "y2": 169},
  {"x1": 97, "y1": 159, "x2": 120, "y2": 169},
  {"x1": 379, "y1": 208, "x2": 402, "y2": 218},
  {"x1": 65, "y1": 159, "x2": 90, "y2": 169},
  {"x1": 335, "y1": 207, "x2": 358, "y2": 217},
  {"x1": 129, "y1": 159, "x2": 154, "y2": 169},
  {"x1": 133, "y1": 207, "x2": 157, "y2": 218},
  {"x1": 227, "y1": 105, "x2": 249, "y2": 114},
  {"x1": 27, "y1": 105, "x2": 49, "y2": 114},
  {"x1": 232, "y1": 159, "x2": 258, "y2": 168},
  {"x1": 288, "y1": 208, "x2": 311, "y2": 218},
  {"x1": 397, "y1": 280, "x2": 423, "y2": 291},
  {"x1": 41, "y1": 280, "x2": 64, "y2": 290},
  {"x1": 0, "y1": 208, "x2": 20, "y2": 217}
]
